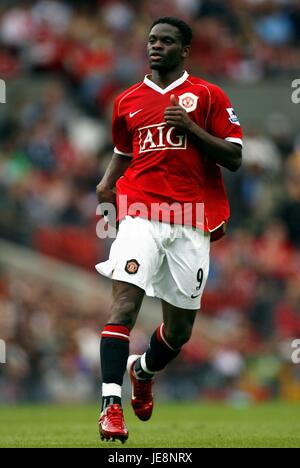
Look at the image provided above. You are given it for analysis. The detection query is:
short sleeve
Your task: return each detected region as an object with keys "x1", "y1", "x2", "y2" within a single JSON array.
[
  {"x1": 112, "y1": 98, "x2": 133, "y2": 156},
  {"x1": 208, "y1": 86, "x2": 243, "y2": 147}
]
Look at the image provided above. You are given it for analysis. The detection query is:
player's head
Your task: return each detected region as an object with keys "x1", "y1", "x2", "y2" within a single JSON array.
[{"x1": 148, "y1": 17, "x2": 192, "y2": 72}]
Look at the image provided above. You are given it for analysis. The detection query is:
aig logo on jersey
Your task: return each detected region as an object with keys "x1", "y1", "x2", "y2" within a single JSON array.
[
  {"x1": 226, "y1": 107, "x2": 240, "y2": 125},
  {"x1": 178, "y1": 92, "x2": 198, "y2": 113},
  {"x1": 138, "y1": 123, "x2": 187, "y2": 154}
]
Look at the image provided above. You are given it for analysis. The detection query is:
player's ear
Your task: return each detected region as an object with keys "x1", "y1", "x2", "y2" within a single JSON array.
[{"x1": 181, "y1": 45, "x2": 191, "y2": 60}]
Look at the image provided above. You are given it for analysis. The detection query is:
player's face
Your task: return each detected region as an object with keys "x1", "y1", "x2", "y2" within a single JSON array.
[{"x1": 147, "y1": 24, "x2": 190, "y2": 72}]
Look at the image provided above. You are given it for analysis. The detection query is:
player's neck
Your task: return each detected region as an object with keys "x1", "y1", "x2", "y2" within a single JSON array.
[{"x1": 149, "y1": 67, "x2": 185, "y2": 90}]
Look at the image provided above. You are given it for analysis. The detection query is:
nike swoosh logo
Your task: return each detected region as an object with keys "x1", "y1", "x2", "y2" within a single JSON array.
[
  {"x1": 191, "y1": 294, "x2": 201, "y2": 299},
  {"x1": 129, "y1": 109, "x2": 143, "y2": 118}
]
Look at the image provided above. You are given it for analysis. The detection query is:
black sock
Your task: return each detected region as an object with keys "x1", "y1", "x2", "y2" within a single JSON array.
[
  {"x1": 134, "y1": 357, "x2": 154, "y2": 380},
  {"x1": 102, "y1": 396, "x2": 122, "y2": 412},
  {"x1": 135, "y1": 323, "x2": 181, "y2": 378},
  {"x1": 100, "y1": 324, "x2": 130, "y2": 410}
]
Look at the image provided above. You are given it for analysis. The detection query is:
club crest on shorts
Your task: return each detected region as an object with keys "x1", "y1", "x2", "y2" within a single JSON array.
[
  {"x1": 178, "y1": 92, "x2": 199, "y2": 113},
  {"x1": 125, "y1": 259, "x2": 140, "y2": 274}
]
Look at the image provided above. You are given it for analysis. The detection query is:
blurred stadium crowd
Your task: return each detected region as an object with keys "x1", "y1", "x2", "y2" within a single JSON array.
[{"x1": 0, "y1": 0, "x2": 300, "y2": 404}]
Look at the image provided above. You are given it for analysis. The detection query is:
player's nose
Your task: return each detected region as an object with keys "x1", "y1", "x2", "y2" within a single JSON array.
[{"x1": 151, "y1": 40, "x2": 163, "y2": 50}]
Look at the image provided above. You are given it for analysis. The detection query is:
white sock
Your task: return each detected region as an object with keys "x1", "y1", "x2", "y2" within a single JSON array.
[
  {"x1": 102, "y1": 383, "x2": 122, "y2": 398},
  {"x1": 140, "y1": 353, "x2": 155, "y2": 375}
]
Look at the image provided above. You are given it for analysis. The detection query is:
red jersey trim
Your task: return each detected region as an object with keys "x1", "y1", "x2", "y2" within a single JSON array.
[
  {"x1": 117, "y1": 82, "x2": 145, "y2": 116},
  {"x1": 186, "y1": 79, "x2": 212, "y2": 129},
  {"x1": 209, "y1": 222, "x2": 227, "y2": 242}
]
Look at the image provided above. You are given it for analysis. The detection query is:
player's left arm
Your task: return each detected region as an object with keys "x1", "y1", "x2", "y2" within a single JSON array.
[{"x1": 164, "y1": 93, "x2": 242, "y2": 172}]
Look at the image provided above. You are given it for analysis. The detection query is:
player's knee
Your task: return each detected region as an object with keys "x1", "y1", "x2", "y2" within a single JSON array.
[
  {"x1": 109, "y1": 299, "x2": 138, "y2": 330},
  {"x1": 165, "y1": 326, "x2": 192, "y2": 349}
]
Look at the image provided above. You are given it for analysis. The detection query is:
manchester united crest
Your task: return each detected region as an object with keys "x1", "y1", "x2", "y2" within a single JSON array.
[
  {"x1": 125, "y1": 259, "x2": 140, "y2": 274},
  {"x1": 178, "y1": 92, "x2": 199, "y2": 113}
]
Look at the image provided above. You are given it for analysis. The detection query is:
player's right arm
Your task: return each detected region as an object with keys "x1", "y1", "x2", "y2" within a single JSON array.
[
  {"x1": 96, "y1": 153, "x2": 131, "y2": 205},
  {"x1": 96, "y1": 95, "x2": 133, "y2": 205}
]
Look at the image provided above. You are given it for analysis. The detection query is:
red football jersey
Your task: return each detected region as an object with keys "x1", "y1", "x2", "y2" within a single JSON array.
[{"x1": 112, "y1": 71, "x2": 243, "y2": 239}]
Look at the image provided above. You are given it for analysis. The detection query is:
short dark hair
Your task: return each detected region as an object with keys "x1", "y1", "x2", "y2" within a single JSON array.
[{"x1": 150, "y1": 17, "x2": 193, "y2": 46}]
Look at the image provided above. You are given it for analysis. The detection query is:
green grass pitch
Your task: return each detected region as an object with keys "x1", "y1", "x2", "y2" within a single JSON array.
[{"x1": 0, "y1": 402, "x2": 299, "y2": 448}]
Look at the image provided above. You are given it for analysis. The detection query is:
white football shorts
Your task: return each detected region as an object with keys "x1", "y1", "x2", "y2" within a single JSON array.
[{"x1": 96, "y1": 216, "x2": 210, "y2": 310}]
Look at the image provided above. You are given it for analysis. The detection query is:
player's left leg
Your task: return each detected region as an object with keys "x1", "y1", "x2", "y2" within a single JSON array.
[
  {"x1": 161, "y1": 300, "x2": 198, "y2": 349},
  {"x1": 128, "y1": 225, "x2": 210, "y2": 421},
  {"x1": 128, "y1": 303, "x2": 198, "y2": 421}
]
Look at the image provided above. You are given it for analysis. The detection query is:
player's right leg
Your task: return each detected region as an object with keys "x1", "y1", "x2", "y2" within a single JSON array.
[
  {"x1": 96, "y1": 216, "x2": 163, "y2": 437},
  {"x1": 99, "y1": 280, "x2": 144, "y2": 443}
]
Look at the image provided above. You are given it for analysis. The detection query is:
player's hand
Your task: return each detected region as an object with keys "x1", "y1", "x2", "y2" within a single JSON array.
[
  {"x1": 164, "y1": 95, "x2": 194, "y2": 132},
  {"x1": 96, "y1": 185, "x2": 117, "y2": 227},
  {"x1": 96, "y1": 184, "x2": 116, "y2": 205}
]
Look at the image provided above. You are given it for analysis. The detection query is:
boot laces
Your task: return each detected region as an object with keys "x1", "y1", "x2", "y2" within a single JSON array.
[
  {"x1": 107, "y1": 405, "x2": 124, "y2": 427},
  {"x1": 135, "y1": 379, "x2": 153, "y2": 401}
]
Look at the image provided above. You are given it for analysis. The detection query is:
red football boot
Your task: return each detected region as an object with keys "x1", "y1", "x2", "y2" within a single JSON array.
[
  {"x1": 127, "y1": 355, "x2": 154, "y2": 422},
  {"x1": 99, "y1": 404, "x2": 129, "y2": 443}
]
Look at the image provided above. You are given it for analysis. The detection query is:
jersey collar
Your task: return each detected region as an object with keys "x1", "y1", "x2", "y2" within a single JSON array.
[{"x1": 143, "y1": 71, "x2": 189, "y2": 95}]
